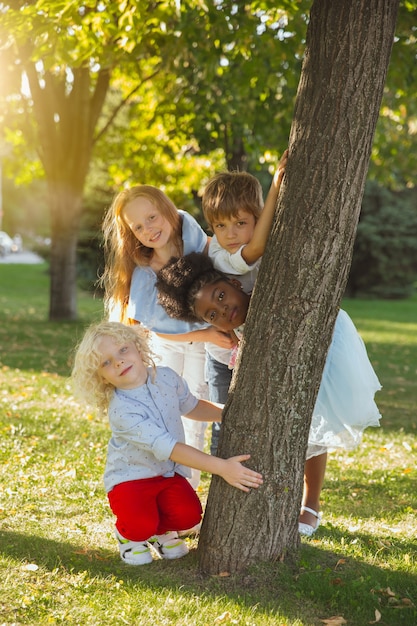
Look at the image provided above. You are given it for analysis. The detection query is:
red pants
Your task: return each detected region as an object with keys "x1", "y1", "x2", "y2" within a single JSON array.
[{"x1": 107, "y1": 473, "x2": 203, "y2": 542}]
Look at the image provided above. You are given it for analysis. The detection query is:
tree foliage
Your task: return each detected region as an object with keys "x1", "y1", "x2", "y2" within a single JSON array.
[
  {"x1": 0, "y1": 0, "x2": 416, "y2": 320},
  {"x1": 164, "y1": 0, "x2": 309, "y2": 171},
  {"x1": 368, "y1": 1, "x2": 417, "y2": 188}
]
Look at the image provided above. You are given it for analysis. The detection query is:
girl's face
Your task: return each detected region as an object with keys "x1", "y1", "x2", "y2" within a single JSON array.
[
  {"x1": 211, "y1": 210, "x2": 256, "y2": 255},
  {"x1": 123, "y1": 196, "x2": 173, "y2": 249},
  {"x1": 97, "y1": 336, "x2": 148, "y2": 390},
  {"x1": 193, "y1": 279, "x2": 250, "y2": 331}
]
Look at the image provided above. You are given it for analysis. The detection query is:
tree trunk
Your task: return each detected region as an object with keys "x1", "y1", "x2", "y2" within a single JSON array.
[
  {"x1": 224, "y1": 131, "x2": 248, "y2": 172},
  {"x1": 24, "y1": 63, "x2": 110, "y2": 320},
  {"x1": 198, "y1": 0, "x2": 399, "y2": 575},
  {"x1": 47, "y1": 183, "x2": 82, "y2": 321}
]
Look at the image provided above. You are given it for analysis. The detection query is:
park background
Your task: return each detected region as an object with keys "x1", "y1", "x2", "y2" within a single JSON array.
[{"x1": 0, "y1": 1, "x2": 416, "y2": 625}]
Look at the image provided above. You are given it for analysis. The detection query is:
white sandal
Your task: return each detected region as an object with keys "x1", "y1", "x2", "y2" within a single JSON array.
[{"x1": 299, "y1": 506, "x2": 322, "y2": 537}]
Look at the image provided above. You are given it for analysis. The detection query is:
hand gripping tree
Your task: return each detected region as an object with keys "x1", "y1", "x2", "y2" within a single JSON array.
[{"x1": 198, "y1": 0, "x2": 399, "y2": 575}]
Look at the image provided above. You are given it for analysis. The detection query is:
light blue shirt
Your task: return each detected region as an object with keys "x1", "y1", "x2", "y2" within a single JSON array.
[
  {"x1": 127, "y1": 210, "x2": 209, "y2": 334},
  {"x1": 104, "y1": 367, "x2": 199, "y2": 492}
]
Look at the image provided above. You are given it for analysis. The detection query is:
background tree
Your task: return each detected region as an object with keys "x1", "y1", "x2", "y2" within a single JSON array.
[
  {"x1": 0, "y1": 0, "x2": 184, "y2": 320},
  {"x1": 198, "y1": 0, "x2": 399, "y2": 575}
]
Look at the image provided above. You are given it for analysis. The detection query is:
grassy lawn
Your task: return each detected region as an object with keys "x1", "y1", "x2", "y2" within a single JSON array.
[{"x1": 0, "y1": 263, "x2": 416, "y2": 626}]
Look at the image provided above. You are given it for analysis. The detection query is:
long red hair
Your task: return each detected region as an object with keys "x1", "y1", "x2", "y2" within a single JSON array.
[{"x1": 100, "y1": 185, "x2": 183, "y2": 322}]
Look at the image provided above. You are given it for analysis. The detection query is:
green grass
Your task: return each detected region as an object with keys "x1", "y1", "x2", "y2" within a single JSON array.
[
  {"x1": 0, "y1": 264, "x2": 416, "y2": 626},
  {"x1": 0, "y1": 263, "x2": 103, "y2": 374}
]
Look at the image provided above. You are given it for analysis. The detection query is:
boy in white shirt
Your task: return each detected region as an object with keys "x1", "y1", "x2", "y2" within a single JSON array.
[{"x1": 202, "y1": 150, "x2": 288, "y2": 454}]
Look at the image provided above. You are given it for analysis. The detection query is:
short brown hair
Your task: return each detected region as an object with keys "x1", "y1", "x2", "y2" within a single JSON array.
[{"x1": 202, "y1": 171, "x2": 263, "y2": 229}]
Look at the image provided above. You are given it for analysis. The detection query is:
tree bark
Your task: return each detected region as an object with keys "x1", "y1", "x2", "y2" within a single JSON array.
[
  {"x1": 47, "y1": 182, "x2": 82, "y2": 321},
  {"x1": 198, "y1": 0, "x2": 399, "y2": 575}
]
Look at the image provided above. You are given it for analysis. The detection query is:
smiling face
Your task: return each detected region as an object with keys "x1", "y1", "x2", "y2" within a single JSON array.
[
  {"x1": 97, "y1": 336, "x2": 148, "y2": 390},
  {"x1": 193, "y1": 278, "x2": 250, "y2": 331},
  {"x1": 123, "y1": 196, "x2": 173, "y2": 250},
  {"x1": 211, "y1": 210, "x2": 256, "y2": 254}
]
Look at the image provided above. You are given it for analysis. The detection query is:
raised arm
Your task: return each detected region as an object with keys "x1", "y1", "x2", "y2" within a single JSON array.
[
  {"x1": 170, "y1": 442, "x2": 263, "y2": 492},
  {"x1": 241, "y1": 148, "x2": 288, "y2": 265}
]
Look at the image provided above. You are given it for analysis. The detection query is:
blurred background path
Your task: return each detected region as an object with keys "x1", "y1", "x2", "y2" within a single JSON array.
[{"x1": 0, "y1": 249, "x2": 43, "y2": 264}]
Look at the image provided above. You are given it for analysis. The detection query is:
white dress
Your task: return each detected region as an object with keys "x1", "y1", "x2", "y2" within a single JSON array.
[{"x1": 306, "y1": 309, "x2": 382, "y2": 458}]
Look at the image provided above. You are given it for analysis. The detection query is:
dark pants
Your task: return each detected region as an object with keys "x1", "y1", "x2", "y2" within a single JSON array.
[{"x1": 205, "y1": 352, "x2": 233, "y2": 455}]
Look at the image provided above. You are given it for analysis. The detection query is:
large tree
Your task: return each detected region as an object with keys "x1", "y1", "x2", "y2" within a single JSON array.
[{"x1": 198, "y1": 0, "x2": 399, "y2": 575}]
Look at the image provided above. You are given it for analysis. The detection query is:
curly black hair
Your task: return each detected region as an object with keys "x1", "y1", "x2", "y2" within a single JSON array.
[{"x1": 156, "y1": 252, "x2": 225, "y2": 323}]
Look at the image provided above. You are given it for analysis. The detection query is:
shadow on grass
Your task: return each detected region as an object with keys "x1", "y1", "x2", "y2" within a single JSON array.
[{"x1": 1, "y1": 528, "x2": 416, "y2": 626}]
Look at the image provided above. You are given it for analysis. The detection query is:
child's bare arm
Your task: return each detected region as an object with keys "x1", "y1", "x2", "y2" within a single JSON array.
[
  {"x1": 241, "y1": 149, "x2": 288, "y2": 265},
  {"x1": 185, "y1": 399, "x2": 224, "y2": 423},
  {"x1": 170, "y1": 443, "x2": 263, "y2": 492},
  {"x1": 156, "y1": 326, "x2": 236, "y2": 349}
]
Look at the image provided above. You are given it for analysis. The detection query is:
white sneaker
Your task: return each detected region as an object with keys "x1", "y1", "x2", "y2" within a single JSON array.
[
  {"x1": 114, "y1": 528, "x2": 153, "y2": 565},
  {"x1": 148, "y1": 531, "x2": 189, "y2": 560}
]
